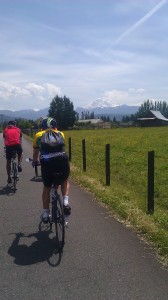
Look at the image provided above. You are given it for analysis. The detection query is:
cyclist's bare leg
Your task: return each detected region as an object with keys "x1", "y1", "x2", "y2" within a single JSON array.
[
  {"x1": 54, "y1": 179, "x2": 70, "y2": 198},
  {"x1": 6, "y1": 159, "x2": 11, "y2": 180},
  {"x1": 42, "y1": 185, "x2": 51, "y2": 209},
  {"x1": 54, "y1": 184, "x2": 59, "y2": 192},
  {"x1": 61, "y1": 179, "x2": 70, "y2": 197},
  {"x1": 18, "y1": 153, "x2": 23, "y2": 165},
  {"x1": 61, "y1": 179, "x2": 70, "y2": 209}
]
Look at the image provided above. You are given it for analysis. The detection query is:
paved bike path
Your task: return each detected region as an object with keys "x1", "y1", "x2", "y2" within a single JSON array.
[{"x1": 0, "y1": 133, "x2": 168, "y2": 300}]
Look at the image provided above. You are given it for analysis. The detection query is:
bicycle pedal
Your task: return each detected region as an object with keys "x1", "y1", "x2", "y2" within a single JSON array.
[
  {"x1": 64, "y1": 217, "x2": 69, "y2": 227},
  {"x1": 42, "y1": 219, "x2": 49, "y2": 224},
  {"x1": 63, "y1": 205, "x2": 71, "y2": 216},
  {"x1": 41, "y1": 215, "x2": 50, "y2": 224},
  {"x1": 65, "y1": 221, "x2": 68, "y2": 227}
]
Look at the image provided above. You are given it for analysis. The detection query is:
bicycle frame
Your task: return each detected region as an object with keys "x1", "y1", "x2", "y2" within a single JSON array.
[{"x1": 11, "y1": 151, "x2": 18, "y2": 191}]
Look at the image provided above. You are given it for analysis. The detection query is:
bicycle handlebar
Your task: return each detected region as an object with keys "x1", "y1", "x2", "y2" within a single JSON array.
[
  {"x1": 25, "y1": 157, "x2": 41, "y2": 177},
  {"x1": 25, "y1": 157, "x2": 41, "y2": 165}
]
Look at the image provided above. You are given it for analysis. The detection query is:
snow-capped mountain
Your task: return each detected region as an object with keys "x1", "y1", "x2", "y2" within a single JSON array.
[
  {"x1": 0, "y1": 99, "x2": 139, "y2": 121},
  {"x1": 85, "y1": 98, "x2": 119, "y2": 109},
  {"x1": 75, "y1": 104, "x2": 139, "y2": 119},
  {"x1": 75, "y1": 98, "x2": 139, "y2": 120}
]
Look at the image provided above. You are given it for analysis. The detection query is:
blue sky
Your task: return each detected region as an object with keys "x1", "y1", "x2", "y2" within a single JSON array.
[{"x1": 0, "y1": 0, "x2": 168, "y2": 110}]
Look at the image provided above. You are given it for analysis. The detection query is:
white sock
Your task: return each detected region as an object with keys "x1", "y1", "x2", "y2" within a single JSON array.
[
  {"x1": 43, "y1": 209, "x2": 49, "y2": 216},
  {"x1": 63, "y1": 196, "x2": 69, "y2": 206}
]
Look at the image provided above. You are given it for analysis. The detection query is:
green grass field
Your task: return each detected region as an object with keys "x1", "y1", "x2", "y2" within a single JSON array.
[{"x1": 64, "y1": 127, "x2": 168, "y2": 264}]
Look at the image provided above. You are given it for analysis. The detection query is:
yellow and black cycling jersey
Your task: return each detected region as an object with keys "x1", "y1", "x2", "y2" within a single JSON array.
[{"x1": 33, "y1": 129, "x2": 65, "y2": 149}]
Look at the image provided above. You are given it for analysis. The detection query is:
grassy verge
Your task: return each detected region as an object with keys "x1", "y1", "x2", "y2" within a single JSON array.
[{"x1": 64, "y1": 128, "x2": 168, "y2": 266}]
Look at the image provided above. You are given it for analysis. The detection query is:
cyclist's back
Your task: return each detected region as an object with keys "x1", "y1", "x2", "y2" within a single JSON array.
[
  {"x1": 3, "y1": 120, "x2": 23, "y2": 183},
  {"x1": 34, "y1": 128, "x2": 69, "y2": 186},
  {"x1": 32, "y1": 117, "x2": 71, "y2": 223},
  {"x1": 4, "y1": 125, "x2": 22, "y2": 146}
]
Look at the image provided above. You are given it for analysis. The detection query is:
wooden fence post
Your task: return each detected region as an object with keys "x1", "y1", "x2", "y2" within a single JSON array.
[
  {"x1": 106, "y1": 144, "x2": 110, "y2": 186},
  {"x1": 68, "y1": 137, "x2": 71, "y2": 162},
  {"x1": 82, "y1": 139, "x2": 86, "y2": 171},
  {"x1": 147, "y1": 150, "x2": 154, "y2": 214}
]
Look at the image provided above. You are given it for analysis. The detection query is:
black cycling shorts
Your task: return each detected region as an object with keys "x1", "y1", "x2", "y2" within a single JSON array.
[
  {"x1": 41, "y1": 154, "x2": 70, "y2": 187},
  {"x1": 5, "y1": 145, "x2": 23, "y2": 160}
]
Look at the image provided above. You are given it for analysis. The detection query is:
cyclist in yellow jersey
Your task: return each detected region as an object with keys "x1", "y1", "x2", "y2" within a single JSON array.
[{"x1": 32, "y1": 117, "x2": 71, "y2": 223}]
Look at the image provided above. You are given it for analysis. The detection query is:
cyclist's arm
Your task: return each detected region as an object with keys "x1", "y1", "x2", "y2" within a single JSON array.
[
  {"x1": 33, "y1": 147, "x2": 39, "y2": 162},
  {"x1": 20, "y1": 130, "x2": 22, "y2": 145},
  {"x1": 32, "y1": 131, "x2": 42, "y2": 162},
  {"x1": 3, "y1": 130, "x2": 6, "y2": 146}
]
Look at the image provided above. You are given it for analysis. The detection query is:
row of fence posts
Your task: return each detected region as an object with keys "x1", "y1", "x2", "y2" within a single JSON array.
[{"x1": 68, "y1": 138, "x2": 155, "y2": 215}]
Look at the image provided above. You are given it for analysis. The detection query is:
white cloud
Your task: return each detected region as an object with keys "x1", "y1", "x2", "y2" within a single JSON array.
[
  {"x1": 43, "y1": 83, "x2": 61, "y2": 97},
  {"x1": 0, "y1": 81, "x2": 30, "y2": 99},
  {"x1": 101, "y1": 88, "x2": 146, "y2": 106},
  {"x1": 25, "y1": 83, "x2": 45, "y2": 95},
  {"x1": 0, "y1": 81, "x2": 61, "y2": 109}
]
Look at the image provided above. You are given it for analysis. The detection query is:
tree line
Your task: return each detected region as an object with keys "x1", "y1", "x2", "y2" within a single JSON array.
[
  {"x1": 1, "y1": 97, "x2": 168, "y2": 132},
  {"x1": 122, "y1": 99, "x2": 168, "y2": 122}
]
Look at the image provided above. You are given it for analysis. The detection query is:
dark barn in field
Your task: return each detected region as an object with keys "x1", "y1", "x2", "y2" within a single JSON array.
[{"x1": 137, "y1": 110, "x2": 168, "y2": 127}]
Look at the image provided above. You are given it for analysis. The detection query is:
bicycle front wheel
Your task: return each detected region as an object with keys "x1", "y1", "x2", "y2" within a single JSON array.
[{"x1": 54, "y1": 195, "x2": 65, "y2": 251}]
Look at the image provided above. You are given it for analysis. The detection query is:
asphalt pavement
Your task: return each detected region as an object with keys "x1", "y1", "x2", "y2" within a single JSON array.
[{"x1": 0, "y1": 133, "x2": 168, "y2": 300}]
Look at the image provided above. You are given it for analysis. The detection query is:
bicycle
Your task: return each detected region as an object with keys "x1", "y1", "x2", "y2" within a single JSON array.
[
  {"x1": 47, "y1": 184, "x2": 65, "y2": 251},
  {"x1": 10, "y1": 150, "x2": 19, "y2": 191},
  {"x1": 26, "y1": 158, "x2": 65, "y2": 251}
]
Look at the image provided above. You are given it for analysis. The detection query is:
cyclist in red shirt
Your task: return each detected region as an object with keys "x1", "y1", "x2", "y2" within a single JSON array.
[{"x1": 3, "y1": 120, "x2": 23, "y2": 183}]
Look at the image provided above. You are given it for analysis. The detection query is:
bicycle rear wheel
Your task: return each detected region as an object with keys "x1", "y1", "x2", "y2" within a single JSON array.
[
  {"x1": 54, "y1": 195, "x2": 65, "y2": 251},
  {"x1": 12, "y1": 162, "x2": 17, "y2": 191}
]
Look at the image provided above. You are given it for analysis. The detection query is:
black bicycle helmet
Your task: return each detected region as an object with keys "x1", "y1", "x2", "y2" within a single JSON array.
[
  {"x1": 41, "y1": 117, "x2": 57, "y2": 130},
  {"x1": 8, "y1": 120, "x2": 14, "y2": 126}
]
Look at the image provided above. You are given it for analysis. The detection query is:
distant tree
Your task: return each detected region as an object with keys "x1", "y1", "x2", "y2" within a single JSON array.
[
  {"x1": 15, "y1": 118, "x2": 36, "y2": 129},
  {"x1": 48, "y1": 95, "x2": 77, "y2": 130},
  {"x1": 136, "y1": 99, "x2": 168, "y2": 118},
  {"x1": 101, "y1": 115, "x2": 105, "y2": 121},
  {"x1": 81, "y1": 110, "x2": 94, "y2": 120},
  {"x1": 85, "y1": 111, "x2": 90, "y2": 119},
  {"x1": 122, "y1": 115, "x2": 130, "y2": 122},
  {"x1": 90, "y1": 112, "x2": 95, "y2": 119},
  {"x1": 101, "y1": 115, "x2": 110, "y2": 122},
  {"x1": 76, "y1": 112, "x2": 79, "y2": 121},
  {"x1": 130, "y1": 114, "x2": 136, "y2": 122}
]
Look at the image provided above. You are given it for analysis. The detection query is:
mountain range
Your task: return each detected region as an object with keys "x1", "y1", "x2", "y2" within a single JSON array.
[{"x1": 0, "y1": 102, "x2": 139, "y2": 122}]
